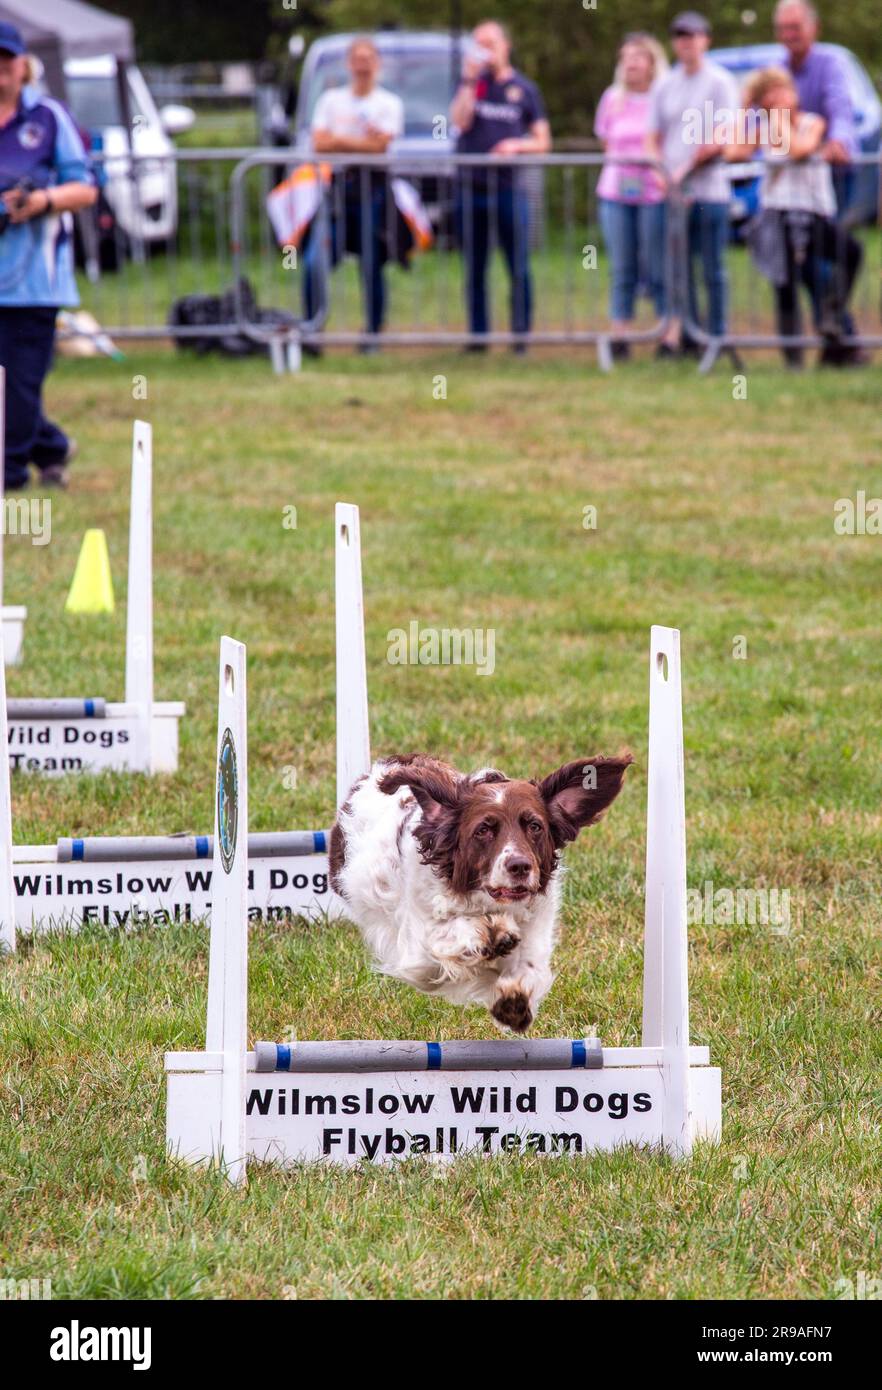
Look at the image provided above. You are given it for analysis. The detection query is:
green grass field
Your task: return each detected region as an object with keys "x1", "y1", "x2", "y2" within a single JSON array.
[{"x1": 1, "y1": 348, "x2": 881, "y2": 1299}]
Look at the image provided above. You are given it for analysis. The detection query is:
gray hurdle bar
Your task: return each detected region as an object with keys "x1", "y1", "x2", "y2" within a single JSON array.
[
  {"x1": 7, "y1": 699, "x2": 108, "y2": 719},
  {"x1": 56, "y1": 831, "x2": 327, "y2": 863},
  {"x1": 253, "y1": 1038, "x2": 604, "y2": 1072}
]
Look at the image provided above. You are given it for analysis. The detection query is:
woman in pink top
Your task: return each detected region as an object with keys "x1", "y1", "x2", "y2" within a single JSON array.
[{"x1": 595, "y1": 34, "x2": 669, "y2": 354}]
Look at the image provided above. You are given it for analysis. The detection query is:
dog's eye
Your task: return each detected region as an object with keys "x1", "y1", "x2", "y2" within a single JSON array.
[
  {"x1": 474, "y1": 822, "x2": 495, "y2": 840},
  {"x1": 527, "y1": 821, "x2": 544, "y2": 836}
]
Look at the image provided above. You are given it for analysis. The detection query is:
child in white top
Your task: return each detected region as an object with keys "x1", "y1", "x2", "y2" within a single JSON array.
[{"x1": 728, "y1": 67, "x2": 862, "y2": 365}]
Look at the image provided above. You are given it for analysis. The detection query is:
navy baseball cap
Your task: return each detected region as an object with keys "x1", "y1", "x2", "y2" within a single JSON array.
[
  {"x1": 670, "y1": 12, "x2": 712, "y2": 36},
  {"x1": 0, "y1": 22, "x2": 25, "y2": 57}
]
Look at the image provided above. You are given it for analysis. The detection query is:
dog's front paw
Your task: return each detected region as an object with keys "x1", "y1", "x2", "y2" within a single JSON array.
[
  {"x1": 479, "y1": 913, "x2": 521, "y2": 960},
  {"x1": 491, "y1": 988, "x2": 534, "y2": 1033}
]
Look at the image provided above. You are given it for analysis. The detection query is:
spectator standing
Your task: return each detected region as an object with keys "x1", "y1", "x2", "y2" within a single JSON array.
[
  {"x1": 648, "y1": 11, "x2": 740, "y2": 356},
  {"x1": 300, "y1": 37, "x2": 403, "y2": 351},
  {"x1": 450, "y1": 20, "x2": 551, "y2": 349},
  {"x1": 595, "y1": 34, "x2": 669, "y2": 357},
  {"x1": 0, "y1": 24, "x2": 96, "y2": 490},
  {"x1": 773, "y1": 0, "x2": 866, "y2": 364},
  {"x1": 729, "y1": 68, "x2": 862, "y2": 368}
]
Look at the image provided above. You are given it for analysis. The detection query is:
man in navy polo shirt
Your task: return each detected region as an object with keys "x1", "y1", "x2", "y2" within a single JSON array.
[
  {"x1": 450, "y1": 21, "x2": 550, "y2": 347},
  {"x1": 0, "y1": 23, "x2": 96, "y2": 489}
]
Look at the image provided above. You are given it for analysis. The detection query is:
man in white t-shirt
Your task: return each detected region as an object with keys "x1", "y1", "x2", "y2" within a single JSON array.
[
  {"x1": 648, "y1": 12, "x2": 740, "y2": 354},
  {"x1": 301, "y1": 37, "x2": 404, "y2": 348}
]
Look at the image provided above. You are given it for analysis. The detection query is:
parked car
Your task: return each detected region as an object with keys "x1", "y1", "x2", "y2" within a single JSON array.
[
  {"x1": 61, "y1": 55, "x2": 195, "y2": 259},
  {"x1": 711, "y1": 42, "x2": 882, "y2": 231}
]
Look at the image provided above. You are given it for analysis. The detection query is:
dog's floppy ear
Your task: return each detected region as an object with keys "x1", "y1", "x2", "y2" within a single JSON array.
[
  {"x1": 377, "y1": 763, "x2": 460, "y2": 831},
  {"x1": 538, "y1": 753, "x2": 634, "y2": 846}
]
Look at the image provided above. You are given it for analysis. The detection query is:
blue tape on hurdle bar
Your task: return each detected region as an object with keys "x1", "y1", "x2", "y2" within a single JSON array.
[
  {"x1": 196, "y1": 836, "x2": 210, "y2": 858},
  {"x1": 254, "y1": 1037, "x2": 605, "y2": 1073},
  {"x1": 85, "y1": 700, "x2": 95, "y2": 718},
  {"x1": 72, "y1": 840, "x2": 84, "y2": 861},
  {"x1": 313, "y1": 831, "x2": 326, "y2": 853}
]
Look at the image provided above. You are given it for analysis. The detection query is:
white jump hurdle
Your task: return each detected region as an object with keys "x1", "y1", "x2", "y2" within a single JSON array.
[
  {"x1": 1, "y1": 368, "x2": 27, "y2": 666},
  {"x1": 0, "y1": 504, "x2": 369, "y2": 950},
  {"x1": 5, "y1": 421, "x2": 184, "y2": 776},
  {"x1": 165, "y1": 626, "x2": 722, "y2": 1179}
]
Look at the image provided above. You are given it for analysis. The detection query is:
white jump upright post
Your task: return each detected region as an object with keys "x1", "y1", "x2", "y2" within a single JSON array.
[
  {"x1": 642, "y1": 625, "x2": 693, "y2": 1156},
  {"x1": 4, "y1": 420, "x2": 184, "y2": 777},
  {"x1": 0, "y1": 366, "x2": 28, "y2": 667},
  {"x1": 125, "y1": 421, "x2": 155, "y2": 773},
  {"x1": 335, "y1": 502, "x2": 371, "y2": 809},
  {"x1": 0, "y1": 645, "x2": 16, "y2": 953},
  {"x1": 202, "y1": 637, "x2": 249, "y2": 1184}
]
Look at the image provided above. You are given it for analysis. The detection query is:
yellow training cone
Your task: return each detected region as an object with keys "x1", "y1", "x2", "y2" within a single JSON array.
[{"x1": 65, "y1": 528, "x2": 115, "y2": 614}]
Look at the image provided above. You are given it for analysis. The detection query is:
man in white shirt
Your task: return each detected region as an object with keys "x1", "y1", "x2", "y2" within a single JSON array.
[
  {"x1": 648, "y1": 12, "x2": 740, "y2": 354},
  {"x1": 301, "y1": 37, "x2": 404, "y2": 348}
]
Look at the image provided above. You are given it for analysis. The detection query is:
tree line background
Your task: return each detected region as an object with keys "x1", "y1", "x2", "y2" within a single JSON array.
[{"x1": 101, "y1": 1, "x2": 882, "y2": 139}]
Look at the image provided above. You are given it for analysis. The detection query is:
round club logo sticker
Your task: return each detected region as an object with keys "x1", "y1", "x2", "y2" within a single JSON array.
[
  {"x1": 18, "y1": 122, "x2": 43, "y2": 151},
  {"x1": 217, "y1": 728, "x2": 238, "y2": 874}
]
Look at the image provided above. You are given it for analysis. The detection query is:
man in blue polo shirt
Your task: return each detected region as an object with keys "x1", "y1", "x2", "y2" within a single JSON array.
[
  {"x1": 450, "y1": 20, "x2": 550, "y2": 347},
  {"x1": 0, "y1": 23, "x2": 96, "y2": 489}
]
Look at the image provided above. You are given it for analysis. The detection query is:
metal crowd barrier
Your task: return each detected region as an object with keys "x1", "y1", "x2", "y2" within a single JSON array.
[
  {"x1": 71, "y1": 147, "x2": 881, "y2": 370},
  {"x1": 228, "y1": 150, "x2": 673, "y2": 368},
  {"x1": 75, "y1": 148, "x2": 674, "y2": 367}
]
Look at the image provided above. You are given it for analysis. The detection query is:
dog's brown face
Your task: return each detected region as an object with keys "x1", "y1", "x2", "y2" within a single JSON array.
[{"x1": 378, "y1": 754, "x2": 633, "y2": 902}]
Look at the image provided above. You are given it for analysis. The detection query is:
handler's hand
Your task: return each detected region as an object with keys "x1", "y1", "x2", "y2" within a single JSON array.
[{"x1": 6, "y1": 189, "x2": 49, "y2": 223}]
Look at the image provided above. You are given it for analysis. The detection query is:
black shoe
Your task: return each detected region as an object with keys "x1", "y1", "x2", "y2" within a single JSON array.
[
  {"x1": 39, "y1": 437, "x2": 77, "y2": 489},
  {"x1": 463, "y1": 343, "x2": 488, "y2": 354},
  {"x1": 358, "y1": 341, "x2": 380, "y2": 356},
  {"x1": 611, "y1": 341, "x2": 631, "y2": 361},
  {"x1": 302, "y1": 341, "x2": 323, "y2": 359},
  {"x1": 655, "y1": 342, "x2": 680, "y2": 360},
  {"x1": 836, "y1": 345, "x2": 872, "y2": 368}
]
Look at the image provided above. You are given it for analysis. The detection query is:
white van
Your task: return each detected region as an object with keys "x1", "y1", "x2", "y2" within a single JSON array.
[{"x1": 62, "y1": 55, "x2": 194, "y2": 249}]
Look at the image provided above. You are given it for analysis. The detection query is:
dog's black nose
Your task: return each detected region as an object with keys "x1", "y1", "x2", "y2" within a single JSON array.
[{"x1": 507, "y1": 855, "x2": 532, "y2": 879}]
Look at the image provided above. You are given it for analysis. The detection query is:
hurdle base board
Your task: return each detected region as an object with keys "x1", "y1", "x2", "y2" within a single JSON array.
[
  {"x1": 11, "y1": 851, "x2": 342, "y2": 931},
  {"x1": 6, "y1": 701, "x2": 184, "y2": 775},
  {"x1": 2, "y1": 606, "x2": 26, "y2": 666},
  {"x1": 166, "y1": 1059, "x2": 721, "y2": 1166}
]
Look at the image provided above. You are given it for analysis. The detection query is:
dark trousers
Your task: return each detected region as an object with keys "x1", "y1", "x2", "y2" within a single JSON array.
[
  {"x1": 775, "y1": 215, "x2": 862, "y2": 361},
  {"x1": 685, "y1": 201, "x2": 729, "y2": 339},
  {"x1": 0, "y1": 306, "x2": 68, "y2": 490},
  {"x1": 301, "y1": 185, "x2": 387, "y2": 335},
  {"x1": 457, "y1": 181, "x2": 532, "y2": 336}
]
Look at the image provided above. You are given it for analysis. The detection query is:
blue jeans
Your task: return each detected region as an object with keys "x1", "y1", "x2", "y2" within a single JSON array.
[
  {"x1": 598, "y1": 199, "x2": 666, "y2": 320},
  {"x1": 457, "y1": 181, "x2": 532, "y2": 335},
  {"x1": 301, "y1": 184, "x2": 387, "y2": 334},
  {"x1": 0, "y1": 306, "x2": 68, "y2": 490},
  {"x1": 685, "y1": 201, "x2": 729, "y2": 339}
]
